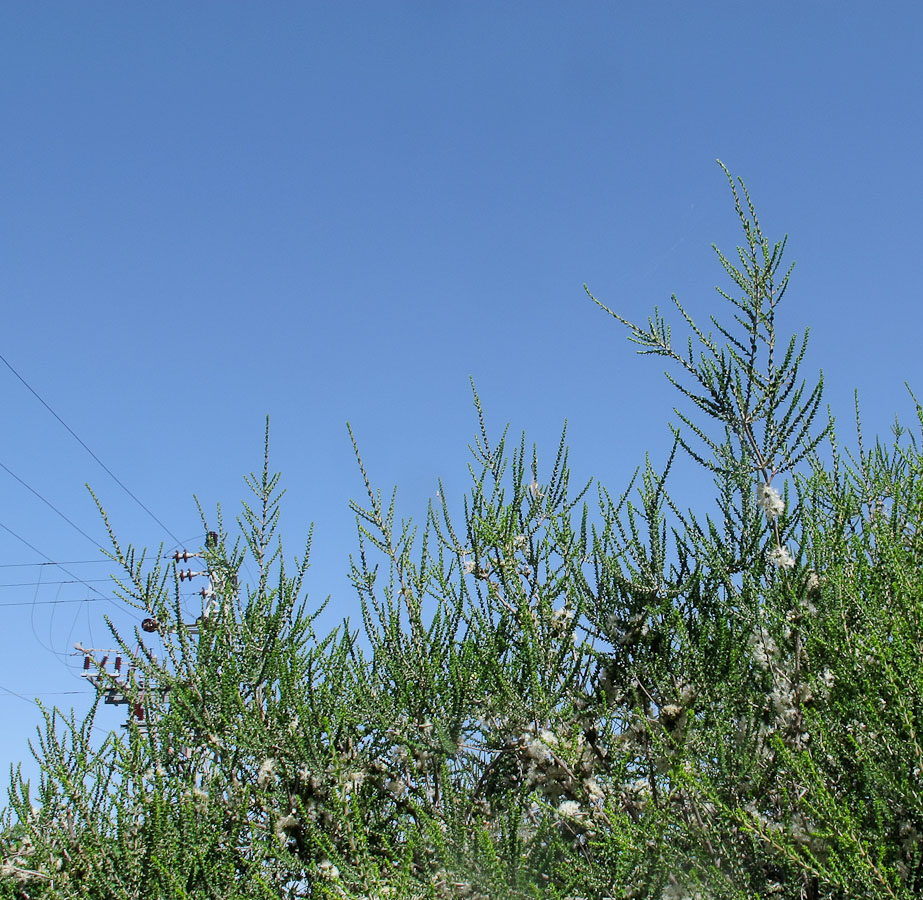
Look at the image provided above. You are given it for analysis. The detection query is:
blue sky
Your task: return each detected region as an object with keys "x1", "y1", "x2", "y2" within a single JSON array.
[{"x1": 1, "y1": 2, "x2": 921, "y2": 784}]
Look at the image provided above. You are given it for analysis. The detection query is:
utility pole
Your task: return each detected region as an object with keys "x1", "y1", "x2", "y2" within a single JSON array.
[
  {"x1": 77, "y1": 532, "x2": 226, "y2": 729},
  {"x1": 74, "y1": 644, "x2": 150, "y2": 728}
]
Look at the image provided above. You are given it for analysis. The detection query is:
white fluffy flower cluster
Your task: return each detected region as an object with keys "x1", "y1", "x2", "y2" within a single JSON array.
[
  {"x1": 316, "y1": 858, "x2": 340, "y2": 880},
  {"x1": 551, "y1": 606, "x2": 574, "y2": 631},
  {"x1": 522, "y1": 728, "x2": 559, "y2": 763},
  {"x1": 661, "y1": 878, "x2": 708, "y2": 900},
  {"x1": 0, "y1": 834, "x2": 41, "y2": 887},
  {"x1": 257, "y1": 757, "x2": 277, "y2": 787},
  {"x1": 748, "y1": 625, "x2": 777, "y2": 670},
  {"x1": 291, "y1": 707, "x2": 615, "y2": 897},
  {"x1": 274, "y1": 812, "x2": 299, "y2": 842},
  {"x1": 757, "y1": 482, "x2": 785, "y2": 519},
  {"x1": 767, "y1": 545, "x2": 795, "y2": 569}
]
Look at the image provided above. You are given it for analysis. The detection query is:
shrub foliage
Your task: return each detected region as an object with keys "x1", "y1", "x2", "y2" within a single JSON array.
[{"x1": 3, "y1": 165, "x2": 922, "y2": 899}]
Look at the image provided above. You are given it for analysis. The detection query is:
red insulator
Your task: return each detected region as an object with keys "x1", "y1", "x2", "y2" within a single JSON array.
[
  {"x1": 141, "y1": 618, "x2": 160, "y2": 633},
  {"x1": 114, "y1": 656, "x2": 122, "y2": 673},
  {"x1": 83, "y1": 655, "x2": 91, "y2": 671}
]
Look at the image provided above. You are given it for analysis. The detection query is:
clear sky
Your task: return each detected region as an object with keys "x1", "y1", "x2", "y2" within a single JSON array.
[{"x1": 1, "y1": 3, "x2": 921, "y2": 785}]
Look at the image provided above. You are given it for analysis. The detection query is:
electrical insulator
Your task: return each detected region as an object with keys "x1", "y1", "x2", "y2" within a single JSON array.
[
  {"x1": 133, "y1": 703, "x2": 145, "y2": 722},
  {"x1": 174, "y1": 550, "x2": 192, "y2": 563},
  {"x1": 141, "y1": 618, "x2": 160, "y2": 633},
  {"x1": 114, "y1": 656, "x2": 122, "y2": 673},
  {"x1": 179, "y1": 569, "x2": 207, "y2": 582},
  {"x1": 206, "y1": 531, "x2": 218, "y2": 549},
  {"x1": 83, "y1": 655, "x2": 91, "y2": 671},
  {"x1": 100, "y1": 655, "x2": 108, "y2": 670}
]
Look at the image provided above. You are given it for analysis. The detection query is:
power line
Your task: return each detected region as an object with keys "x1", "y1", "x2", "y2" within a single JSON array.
[
  {"x1": 31, "y1": 572, "x2": 94, "y2": 674},
  {"x1": 0, "y1": 583, "x2": 197, "y2": 605},
  {"x1": 0, "y1": 683, "x2": 41, "y2": 705},
  {"x1": 0, "y1": 520, "x2": 112, "y2": 604},
  {"x1": 0, "y1": 459, "x2": 104, "y2": 548},
  {"x1": 0, "y1": 351, "x2": 182, "y2": 545},
  {"x1": 0, "y1": 580, "x2": 110, "y2": 589},
  {"x1": 0, "y1": 682, "x2": 117, "y2": 746},
  {"x1": 0, "y1": 560, "x2": 109, "y2": 568},
  {"x1": 0, "y1": 688, "x2": 83, "y2": 701},
  {"x1": 0, "y1": 597, "x2": 104, "y2": 608},
  {"x1": 0, "y1": 684, "x2": 82, "y2": 703}
]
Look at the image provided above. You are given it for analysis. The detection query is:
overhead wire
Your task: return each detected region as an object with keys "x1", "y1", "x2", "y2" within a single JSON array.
[
  {"x1": 0, "y1": 459, "x2": 105, "y2": 549},
  {"x1": 0, "y1": 457, "x2": 114, "y2": 672},
  {"x1": 0, "y1": 520, "x2": 121, "y2": 612},
  {"x1": 0, "y1": 352, "x2": 188, "y2": 676},
  {"x1": 0, "y1": 669, "x2": 82, "y2": 711},
  {"x1": 0, "y1": 682, "x2": 117, "y2": 747},
  {"x1": 0, "y1": 689, "x2": 83, "y2": 700},
  {"x1": 0, "y1": 579, "x2": 111, "y2": 588},
  {"x1": 0, "y1": 358, "x2": 240, "y2": 744},
  {"x1": 0, "y1": 596, "x2": 104, "y2": 608},
  {"x1": 48, "y1": 578, "x2": 90, "y2": 677},
  {"x1": 0, "y1": 560, "x2": 110, "y2": 568},
  {"x1": 1, "y1": 557, "x2": 108, "y2": 688},
  {"x1": 26, "y1": 553, "x2": 93, "y2": 674},
  {"x1": 0, "y1": 350, "x2": 182, "y2": 545},
  {"x1": 0, "y1": 356, "x2": 205, "y2": 747}
]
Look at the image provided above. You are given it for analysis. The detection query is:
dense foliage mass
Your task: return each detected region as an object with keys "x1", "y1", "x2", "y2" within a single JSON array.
[{"x1": 3, "y1": 166, "x2": 922, "y2": 899}]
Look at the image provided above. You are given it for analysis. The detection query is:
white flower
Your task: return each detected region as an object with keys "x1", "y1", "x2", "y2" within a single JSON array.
[
  {"x1": 528, "y1": 479, "x2": 543, "y2": 500},
  {"x1": 463, "y1": 560, "x2": 476, "y2": 574},
  {"x1": 789, "y1": 811, "x2": 814, "y2": 845},
  {"x1": 583, "y1": 777, "x2": 606, "y2": 802},
  {"x1": 627, "y1": 778, "x2": 651, "y2": 797},
  {"x1": 522, "y1": 729, "x2": 556, "y2": 761},
  {"x1": 659, "y1": 704, "x2": 686, "y2": 734},
  {"x1": 757, "y1": 482, "x2": 785, "y2": 519},
  {"x1": 661, "y1": 883, "x2": 706, "y2": 900},
  {"x1": 770, "y1": 686, "x2": 796, "y2": 724},
  {"x1": 557, "y1": 799, "x2": 583, "y2": 819},
  {"x1": 539, "y1": 728, "x2": 557, "y2": 745},
  {"x1": 274, "y1": 813, "x2": 298, "y2": 840},
  {"x1": 799, "y1": 597, "x2": 817, "y2": 616},
  {"x1": 385, "y1": 779, "x2": 406, "y2": 797},
  {"x1": 767, "y1": 545, "x2": 795, "y2": 569},
  {"x1": 748, "y1": 626, "x2": 777, "y2": 669},
  {"x1": 513, "y1": 533, "x2": 528, "y2": 550},
  {"x1": 257, "y1": 758, "x2": 276, "y2": 787},
  {"x1": 317, "y1": 859, "x2": 340, "y2": 880},
  {"x1": 345, "y1": 770, "x2": 366, "y2": 790}
]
